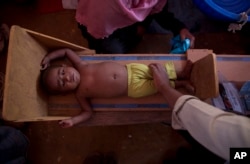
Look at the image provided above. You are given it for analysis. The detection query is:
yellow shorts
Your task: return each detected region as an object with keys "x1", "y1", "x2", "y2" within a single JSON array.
[{"x1": 126, "y1": 62, "x2": 176, "y2": 98}]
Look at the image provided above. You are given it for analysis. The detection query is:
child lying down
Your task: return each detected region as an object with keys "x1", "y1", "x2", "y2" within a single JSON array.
[{"x1": 40, "y1": 48, "x2": 193, "y2": 128}]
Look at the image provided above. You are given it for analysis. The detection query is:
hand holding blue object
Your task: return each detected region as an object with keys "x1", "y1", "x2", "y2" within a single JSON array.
[{"x1": 170, "y1": 35, "x2": 190, "y2": 54}]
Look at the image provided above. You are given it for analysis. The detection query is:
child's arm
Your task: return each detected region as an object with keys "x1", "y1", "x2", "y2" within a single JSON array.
[
  {"x1": 59, "y1": 97, "x2": 92, "y2": 128},
  {"x1": 41, "y1": 48, "x2": 85, "y2": 70}
]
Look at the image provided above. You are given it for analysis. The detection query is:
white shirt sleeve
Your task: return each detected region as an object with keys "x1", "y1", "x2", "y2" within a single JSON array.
[{"x1": 171, "y1": 95, "x2": 250, "y2": 160}]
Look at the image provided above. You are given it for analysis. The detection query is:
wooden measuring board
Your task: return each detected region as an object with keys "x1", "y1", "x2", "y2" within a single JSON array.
[
  {"x1": 47, "y1": 53, "x2": 220, "y2": 125},
  {"x1": 2, "y1": 26, "x2": 234, "y2": 126}
]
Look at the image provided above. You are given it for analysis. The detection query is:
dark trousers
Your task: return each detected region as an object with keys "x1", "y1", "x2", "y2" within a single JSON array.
[
  {"x1": 78, "y1": 2, "x2": 184, "y2": 54},
  {"x1": 0, "y1": 126, "x2": 29, "y2": 164},
  {"x1": 78, "y1": 23, "x2": 141, "y2": 54}
]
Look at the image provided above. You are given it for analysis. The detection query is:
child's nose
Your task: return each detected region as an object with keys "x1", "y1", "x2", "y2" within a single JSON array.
[{"x1": 62, "y1": 74, "x2": 70, "y2": 81}]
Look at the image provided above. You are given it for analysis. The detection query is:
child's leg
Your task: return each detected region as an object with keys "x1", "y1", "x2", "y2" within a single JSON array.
[
  {"x1": 177, "y1": 60, "x2": 193, "y2": 80},
  {"x1": 175, "y1": 60, "x2": 194, "y2": 94},
  {"x1": 78, "y1": 23, "x2": 141, "y2": 54},
  {"x1": 175, "y1": 80, "x2": 194, "y2": 94}
]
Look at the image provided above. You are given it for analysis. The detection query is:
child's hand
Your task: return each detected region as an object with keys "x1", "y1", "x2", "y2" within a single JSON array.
[
  {"x1": 40, "y1": 56, "x2": 50, "y2": 70},
  {"x1": 59, "y1": 119, "x2": 74, "y2": 128}
]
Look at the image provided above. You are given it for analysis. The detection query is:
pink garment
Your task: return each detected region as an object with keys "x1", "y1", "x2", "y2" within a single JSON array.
[{"x1": 76, "y1": 0, "x2": 167, "y2": 39}]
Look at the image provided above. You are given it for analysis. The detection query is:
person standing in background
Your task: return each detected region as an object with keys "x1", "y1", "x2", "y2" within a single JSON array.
[{"x1": 76, "y1": 0, "x2": 195, "y2": 53}]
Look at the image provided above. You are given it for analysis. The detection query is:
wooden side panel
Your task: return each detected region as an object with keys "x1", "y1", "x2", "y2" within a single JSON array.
[
  {"x1": 2, "y1": 25, "x2": 90, "y2": 121},
  {"x1": 3, "y1": 25, "x2": 48, "y2": 121},
  {"x1": 190, "y1": 53, "x2": 219, "y2": 100},
  {"x1": 4, "y1": 26, "x2": 247, "y2": 126}
]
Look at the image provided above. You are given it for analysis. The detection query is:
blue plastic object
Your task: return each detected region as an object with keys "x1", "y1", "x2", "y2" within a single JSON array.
[
  {"x1": 193, "y1": 0, "x2": 250, "y2": 22},
  {"x1": 170, "y1": 35, "x2": 190, "y2": 54}
]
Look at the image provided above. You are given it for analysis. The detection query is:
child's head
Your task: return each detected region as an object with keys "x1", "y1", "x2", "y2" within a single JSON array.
[{"x1": 41, "y1": 64, "x2": 80, "y2": 94}]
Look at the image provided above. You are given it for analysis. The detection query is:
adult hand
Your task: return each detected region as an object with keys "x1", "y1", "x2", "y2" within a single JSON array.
[
  {"x1": 149, "y1": 63, "x2": 183, "y2": 108},
  {"x1": 180, "y1": 28, "x2": 195, "y2": 48},
  {"x1": 149, "y1": 63, "x2": 171, "y2": 92}
]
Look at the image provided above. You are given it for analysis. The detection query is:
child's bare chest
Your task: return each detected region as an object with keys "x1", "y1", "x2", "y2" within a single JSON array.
[{"x1": 78, "y1": 63, "x2": 128, "y2": 98}]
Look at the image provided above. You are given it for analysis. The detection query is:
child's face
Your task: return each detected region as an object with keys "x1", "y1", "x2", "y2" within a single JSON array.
[{"x1": 45, "y1": 65, "x2": 80, "y2": 93}]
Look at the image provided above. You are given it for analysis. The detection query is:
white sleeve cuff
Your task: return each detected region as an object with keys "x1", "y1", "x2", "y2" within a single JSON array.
[{"x1": 171, "y1": 95, "x2": 198, "y2": 130}]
